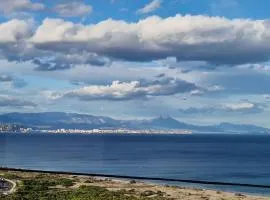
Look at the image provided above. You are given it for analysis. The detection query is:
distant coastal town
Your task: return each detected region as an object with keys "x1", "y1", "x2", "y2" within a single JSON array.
[
  {"x1": 0, "y1": 124, "x2": 192, "y2": 135},
  {"x1": 42, "y1": 128, "x2": 192, "y2": 134},
  {"x1": 0, "y1": 124, "x2": 32, "y2": 133}
]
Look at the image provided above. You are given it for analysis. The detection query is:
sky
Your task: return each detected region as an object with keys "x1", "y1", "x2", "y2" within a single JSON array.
[{"x1": 1, "y1": 0, "x2": 270, "y2": 127}]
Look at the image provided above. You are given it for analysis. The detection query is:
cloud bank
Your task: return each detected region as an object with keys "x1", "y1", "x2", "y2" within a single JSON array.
[
  {"x1": 0, "y1": 95, "x2": 36, "y2": 107},
  {"x1": 1, "y1": 15, "x2": 270, "y2": 70},
  {"x1": 178, "y1": 102, "x2": 266, "y2": 115}
]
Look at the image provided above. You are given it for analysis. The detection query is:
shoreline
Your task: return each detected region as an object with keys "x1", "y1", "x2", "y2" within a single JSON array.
[
  {"x1": 1, "y1": 168, "x2": 269, "y2": 200},
  {"x1": 0, "y1": 131, "x2": 193, "y2": 135},
  {"x1": 0, "y1": 130, "x2": 270, "y2": 136},
  {"x1": 1, "y1": 167, "x2": 270, "y2": 189},
  {"x1": 2, "y1": 131, "x2": 269, "y2": 136}
]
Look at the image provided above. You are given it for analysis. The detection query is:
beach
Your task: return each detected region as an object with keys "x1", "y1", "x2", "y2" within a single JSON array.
[{"x1": 0, "y1": 169, "x2": 269, "y2": 200}]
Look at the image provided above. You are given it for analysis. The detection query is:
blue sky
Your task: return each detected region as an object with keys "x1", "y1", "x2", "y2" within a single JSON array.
[
  {"x1": 1, "y1": 0, "x2": 270, "y2": 127},
  {"x1": 32, "y1": 0, "x2": 270, "y2": 22}
]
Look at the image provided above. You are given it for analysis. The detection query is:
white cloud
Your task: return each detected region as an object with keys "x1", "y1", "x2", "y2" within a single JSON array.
[
  {"x1": 30, "y1": 15, "x2": 270, "y2": 68},
  {"x1": 137, "y1": 0, "x2": 162, "y2": 14},
  {"x1": 53, "y1": 2, "x2": 93, "y2": 17},
  {"x1": 178, "y1": 102, "x2": 266, "y2": 115},
  {"x1": 0, "y1": 19, "x2": 31, "y2": 43},
  {"x1": 0, "y1": 19, "x2": 34, "y2": 63},
  {"x1": 223, "y1": 102, "x2": 255, "y2": 111},
  {"x1": 1, "y1": 15, "x2": 270, "y2": 70},
  {"x1": 61, "y1": 77, "x2": 198, "y2": 101},
  {"x1": 190, "y1": 89, "x2": 204, "y2": 96},
  {"x1": 0, "y1": 0, "x2": 45, "y2": 14}
]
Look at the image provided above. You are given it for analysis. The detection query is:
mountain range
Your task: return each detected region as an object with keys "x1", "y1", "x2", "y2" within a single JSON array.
[{"x1": 0, "y1": 112, "x2": 269, "y2": 134}]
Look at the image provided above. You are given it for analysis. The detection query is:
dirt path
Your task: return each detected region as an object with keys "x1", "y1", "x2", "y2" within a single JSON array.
[{"x1": 2, "y1": 178, "x2": 16, "y2": 195}]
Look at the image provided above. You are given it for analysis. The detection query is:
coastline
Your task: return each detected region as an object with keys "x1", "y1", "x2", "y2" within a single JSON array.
[
  {"x1": 1, "y1": 169, "x2": 269, "y2": 200},
  {"x1": 0, "y1": 129, "x2": 193, "y2": 135}
]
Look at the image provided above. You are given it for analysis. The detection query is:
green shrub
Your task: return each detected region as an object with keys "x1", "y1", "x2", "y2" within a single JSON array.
[
  {"x1": 56, "y1": 178, "x2": 74, "y2": 187},
  {"x1": 1, "y1": 174, "x2": 166, "y2": 200}
]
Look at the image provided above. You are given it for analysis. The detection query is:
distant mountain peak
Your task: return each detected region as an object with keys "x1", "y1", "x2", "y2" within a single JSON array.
[{"x1": 154, "y1": 115, "x2": 177, "y2": 121}]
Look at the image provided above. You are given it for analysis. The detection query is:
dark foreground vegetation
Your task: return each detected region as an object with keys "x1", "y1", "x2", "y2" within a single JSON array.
[{"x1": 0, "y1": 171, "x2": 166, "y2": 200}]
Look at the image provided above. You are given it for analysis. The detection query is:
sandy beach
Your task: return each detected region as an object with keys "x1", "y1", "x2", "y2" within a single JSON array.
[
  {"x1": 71, "y1": 177, "x2": 270, "y2": 200},
  {"x1": 68, "y1": 176, "x2": 270, "y2": 200},
  {"x1": 1, "y1": 169, "x2": 269, "y2": 200}
]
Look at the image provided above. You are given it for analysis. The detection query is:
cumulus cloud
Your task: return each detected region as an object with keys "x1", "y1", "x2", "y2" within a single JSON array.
[
  {"x1": 0, "y1": 95, "x2": 36, "y2": 107},
  {"x1": 0, "y1": 19, "x2": 36, "y2": 64},
  {"x1": 53, "y1": 1, "x2": 93, "y2": 18},
  {"x1": 0, "y1": 19, "x2": 31, "y2": 43},
  {"x1": 137, "y1": 0, "x2": 162, "y2": 14},
  {"x1": 179, "y1": 102, "x2": 266, "y2": 115},
  {"x1": 2, "y1": 15, "x2": 270, "y2": 70},
  {"x1": 0, "y1": 19, "x2": 110, "y2": 70},
  {"x1": 60, "y1": 77, "x2": 198, "y2": 101},
  {"x1": 30, "y1": 15, "x2": 270, "y2": 67},
  {"x1": 0, "y1": 0, "x2": 45, "y2": 15}
]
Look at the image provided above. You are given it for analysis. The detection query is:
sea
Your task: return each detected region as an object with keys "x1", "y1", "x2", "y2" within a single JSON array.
[{"x1": 1, "y1": 133, "x2": 270, "y2": 195}]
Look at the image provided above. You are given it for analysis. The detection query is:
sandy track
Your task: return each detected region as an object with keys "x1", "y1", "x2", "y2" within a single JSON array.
[{"x1": 2, "y1": 178, "x2": 16, "y2": 195}]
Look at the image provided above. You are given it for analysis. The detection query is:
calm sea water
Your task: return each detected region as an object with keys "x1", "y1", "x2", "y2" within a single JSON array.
[{"x1": 1, "y1": 133, "x2": 270, "y2": 195}]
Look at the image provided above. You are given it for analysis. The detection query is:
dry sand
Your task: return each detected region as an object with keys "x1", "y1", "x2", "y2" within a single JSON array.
[
  {"x1": 1, "y1": 170, "x2": 270, "y2": 200},
  {"x1": 68, "y1": 175, "x2": 270, "y2": 200}
]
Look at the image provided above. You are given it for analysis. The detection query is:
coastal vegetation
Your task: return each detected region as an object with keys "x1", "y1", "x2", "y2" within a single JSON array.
[
  {"x1": 0, "y1": 171, "x2": 166, "y2": 200},
  {"x1": 1, "y1": 170, "x2": 269, "y2": 200}
]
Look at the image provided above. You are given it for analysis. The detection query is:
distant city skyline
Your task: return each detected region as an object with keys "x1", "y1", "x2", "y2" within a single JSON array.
[{"x1": 1, "y1": 0, "x2": 270, "y2": 127}]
